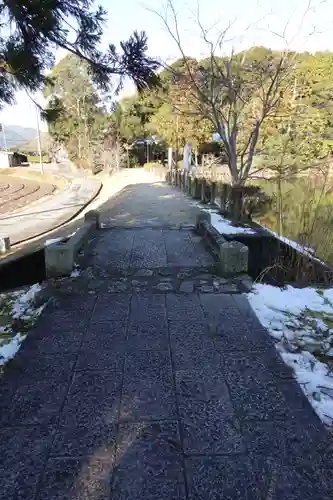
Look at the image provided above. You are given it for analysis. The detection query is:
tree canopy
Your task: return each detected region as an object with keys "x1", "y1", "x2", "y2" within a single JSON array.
[
  {"x1": 45, "y1": 45, "x2": 333, "y2": 176},
  {"x1": 45, "y1": 54, "x2": 108, "y2": 167},
  {"x1": 116, "y1": 47, "x2": 333, "y2": 180},
  {"x1": 0, "y1": 0, "x2": 159, "y2": 107}
]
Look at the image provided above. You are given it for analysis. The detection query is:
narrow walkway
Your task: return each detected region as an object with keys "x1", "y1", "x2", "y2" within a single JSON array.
[{"x1": 1, "y1": 170, "x2": 333, "y2": 499}]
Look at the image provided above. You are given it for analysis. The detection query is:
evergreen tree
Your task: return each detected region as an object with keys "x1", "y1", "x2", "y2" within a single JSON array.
[{"x1": 0, "y1": 0, "x2": 159, "y2": 107}]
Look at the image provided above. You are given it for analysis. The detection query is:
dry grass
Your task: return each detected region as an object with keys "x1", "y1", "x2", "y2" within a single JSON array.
[{"x1": 0, "y1": 167, "x2": 68, "y2": 190}]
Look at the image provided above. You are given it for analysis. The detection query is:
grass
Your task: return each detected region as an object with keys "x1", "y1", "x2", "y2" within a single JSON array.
[{"x1": 27, "y1": 155, "x2": 50, "y2": 163}]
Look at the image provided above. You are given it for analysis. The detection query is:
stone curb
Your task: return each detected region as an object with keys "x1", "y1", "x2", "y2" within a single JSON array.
[
  {"x1": 44, "y1": 210, "x2": 100, "y2": 278},
  {"x1": 196, "y1": 213, "x2": 249, "y2": 276}
]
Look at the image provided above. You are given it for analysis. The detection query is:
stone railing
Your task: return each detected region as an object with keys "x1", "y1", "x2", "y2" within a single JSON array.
[{"x1": 148, "y1": 165, "x2": 270, "y2": 222}]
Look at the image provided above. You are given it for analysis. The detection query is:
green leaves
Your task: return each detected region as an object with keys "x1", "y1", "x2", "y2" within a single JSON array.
[
  {"x1": 0, "y1": 1, "x2": 159, "y2": 107},
  {"x1": 45, "y1": 54, "x2": 108, "y2": 168}
]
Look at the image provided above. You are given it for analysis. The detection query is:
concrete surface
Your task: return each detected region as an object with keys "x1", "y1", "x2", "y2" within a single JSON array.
[{"x1": 0, "y1": 176, "x2": 101, "y2": 245}]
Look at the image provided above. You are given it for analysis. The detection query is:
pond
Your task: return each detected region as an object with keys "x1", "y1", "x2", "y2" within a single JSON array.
[{"x1": 254, "y1": 176, "x2": 333, "y2": 265}]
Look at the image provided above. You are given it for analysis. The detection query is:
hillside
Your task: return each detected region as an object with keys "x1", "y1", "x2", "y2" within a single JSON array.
[
  {"x1": 0, "y1": 125, "x2": 40, "y2": 149},
  {"x1": 0, "y1": 125, "x2": 50, "y2": 153},
  {"x1": 16, "y1": 132, "x2": 51, "y2": 153}
]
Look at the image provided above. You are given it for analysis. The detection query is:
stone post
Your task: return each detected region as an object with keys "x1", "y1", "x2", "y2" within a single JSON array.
[
  {"x1": 200, "y1": 179, "x2": 207, "y2": 203},
  {"x1": 168, "y1": 147, "x2": 173, "y2": 169},
  {"x1": 84, "y1": 210, "x2": 100, "y2": 229},
  {"x1": 187, "y1": 176, "x2": 192, "y2": 195},
  {"x1": 0, "y1": 236, "x2": 10, "y2": 254},
  {"x1": 45, "y1": 243, "x2": 74, "y2": 278},
  {"x1": 218, "y1": 240, "x2": 248, "y2": 274},
  {"x1": 192, "y1": 178, "x2": 201, "y2": 199},
  {"x1": 210, "y1": 182, "x2": 217, "y2": 205},
  {"x1": 183, "y1": 171, "x2": 188, "y2": 191},
  {"x1": 219, "y1": 184, "x2": 229, "y2": 213}
]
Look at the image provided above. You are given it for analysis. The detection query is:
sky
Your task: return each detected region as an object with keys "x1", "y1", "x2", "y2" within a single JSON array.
[{"x1": 0, "y1": 0, "x2": 332, "y2": 132}]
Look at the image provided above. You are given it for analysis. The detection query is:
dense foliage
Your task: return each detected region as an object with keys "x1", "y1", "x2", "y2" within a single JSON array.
[
  {"x1": 45, "y1": 54, "x2": 109, "y2": 168},
  {"x1": 0, "y1": 0, "x2": 159, "y2": 107},
  {"x1": 46, "y1": 46, "x2": 333, "y2": 176},
  {"x1": 119, "y1": 47, "x2": 333, "y2": 180}
]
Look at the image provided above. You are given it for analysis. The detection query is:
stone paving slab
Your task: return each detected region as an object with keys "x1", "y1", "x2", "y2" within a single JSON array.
[{"x1": 1, "y1": 174, "x2": 333, "y2": 499}]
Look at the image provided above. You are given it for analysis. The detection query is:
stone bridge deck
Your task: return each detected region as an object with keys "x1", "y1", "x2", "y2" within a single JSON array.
[{"x1": 0, "y1": 169, "x2": 332, "y2": 499}]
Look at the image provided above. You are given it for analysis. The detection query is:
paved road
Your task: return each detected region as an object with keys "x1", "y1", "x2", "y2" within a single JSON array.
[
  {"x1": 1, "y1": 169, "x2": 333, "y2": 499},
  {"x1": 0, "y1": 172, "x2": 101, "y2": 245}
]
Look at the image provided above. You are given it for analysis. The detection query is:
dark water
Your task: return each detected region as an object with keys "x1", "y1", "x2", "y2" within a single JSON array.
[
  {"x1": 0, "y1": 250, "x2": 45, "y2": 292},
  {"x1": 255, "y1": 177, "x2": 333, "y2": 265}
]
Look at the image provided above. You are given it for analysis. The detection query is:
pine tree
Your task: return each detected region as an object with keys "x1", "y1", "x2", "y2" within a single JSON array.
[{"x1": 0, "y1": 0, "x2": 159, "y2": 106}]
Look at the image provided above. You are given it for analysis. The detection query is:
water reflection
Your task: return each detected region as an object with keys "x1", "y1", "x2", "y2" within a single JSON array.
[{"x1": 255, "y1": 177, "x2": 333, "y2": 265}]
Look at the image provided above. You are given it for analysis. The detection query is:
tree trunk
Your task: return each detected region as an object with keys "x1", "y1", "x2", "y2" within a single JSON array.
[{"x1": 230, "y1": 186, "x2": 244, "y2": 224}]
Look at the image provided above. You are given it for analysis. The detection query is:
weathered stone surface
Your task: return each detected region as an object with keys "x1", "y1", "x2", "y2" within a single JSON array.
[
  {"x1": 1, "y1": 172, "x2": 333, "y2": 500},
  {"x1": 158, "y1": 269, "x2": 172, "y2": 276},
  {"x1": 135, "y1": 269, "x2": 154, "y2": 277},
  {"x1": 200, "y1": 179, "x2": 207, "y2": 202},
  {"x1": 0, "y1": 236, "x2": 10, "y2": 253},
  {"x1": 84, "y1": 209, "x2": 100, "y2": 228},
  {"x1": 199, "y1": 285, "x2": 215, "y2": 293},
  {"x1": 177, "y1": 269, "x2": 192, "y2": 279},
  {"x1": 112, "y1": 421, "x2": 186, "y2": 499},
  {"x1": 196, "y1": 210, "x2": 211, "y2": 227},
  {"x1": 191, "y1": 177, "x2": 201, "y2": 199},
  {"x1": 219, "y1": 240, "x2": 249, "y2": 274},
  {"x1": 155, "y1": 282, "x2": 174, "y2": 291},
  {"x1": 219, "y1": 283, "x2": 240, "y2": 293},
  {"x1": 179, "y1": 281, "x2": 195, "y2": 293}
]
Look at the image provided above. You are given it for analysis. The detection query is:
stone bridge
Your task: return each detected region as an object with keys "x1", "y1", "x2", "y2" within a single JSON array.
[{"x1": 0, "y1": 168, "x2": 332, "y2": 500}]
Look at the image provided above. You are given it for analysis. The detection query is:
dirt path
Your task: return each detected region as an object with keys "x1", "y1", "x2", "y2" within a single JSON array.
[{"x1": 0, "y1": 175, "x2": 55, "y2": 215}]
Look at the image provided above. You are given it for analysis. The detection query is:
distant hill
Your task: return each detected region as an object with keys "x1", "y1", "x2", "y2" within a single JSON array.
[
  {"x1": 0, "y1": 125, "x2": 50, "y2": 152},
  {"x1": 16, "y1": 132, "x2": 51, "y2": 154},
  {"x1": 1, "y1": 125, "x2": 38, "y2": 149}
]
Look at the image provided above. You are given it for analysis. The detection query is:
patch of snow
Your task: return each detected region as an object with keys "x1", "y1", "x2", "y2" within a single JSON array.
[
  {"x1": 0, "y1": 333, "x2": 26, "y2": 366},
  {"x1": 68, "y1": 228, "x2": 79, "y2": 238},
  {"x1": 70, "y1": 268, "x2": 81, "y2": 278},
  {"x1": 208, "y1": 212, "x2": 256, "y2": 235},
  {"x1": 44, "y1": 237, "x2": 64, "y2": 247},
  {"x1": 11, "y1": 283, "x2": 42, "y2": 318},
  {"x1": 0, "y1": 283, "x2": 45, "y2": 366},
  {"x1": 248, "y1": 283, "x2": 333, "y2": 426}
]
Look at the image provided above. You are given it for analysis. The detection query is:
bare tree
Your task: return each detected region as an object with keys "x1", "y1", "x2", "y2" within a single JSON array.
[{"x1": 150, "y1": 0, "x2": 318, "y2": 187}]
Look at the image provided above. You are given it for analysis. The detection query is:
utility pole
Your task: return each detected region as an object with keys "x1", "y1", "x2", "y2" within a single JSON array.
[
  {"x1": 0, "y1": 123, "x2": 7, "y2": 152},
  {"x1": 35, "y1": 104, "x2": 44, "y2": 174}
]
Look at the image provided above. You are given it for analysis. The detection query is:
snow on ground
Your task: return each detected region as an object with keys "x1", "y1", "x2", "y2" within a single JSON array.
[
  {"x1": 209, "y1": 212, "x2": 255, "y2": 235},
  {"x1": 248, "y1": 283, "x2": 333, "y2": 425},
  {"x1": 189, "y1": 199, "x2": 256, "y2": 235},
  {"x1": 0, "y1": 283, "x2": 46, "y2": 367},
  {"x1": 44, "y1": 237, "x2": 65, "y2": 246},
  {"x1": 70, "y1": 266, "x2": 81, "y2": 278}
]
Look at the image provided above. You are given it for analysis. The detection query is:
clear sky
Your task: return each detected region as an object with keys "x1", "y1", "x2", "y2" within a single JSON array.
[{"x1": 0, "y1": 0, "x2": 332, "y2": 131}]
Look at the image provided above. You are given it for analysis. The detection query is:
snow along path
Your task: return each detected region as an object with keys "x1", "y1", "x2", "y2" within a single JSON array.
[{"x1": 248, "y1": 284, "x2": 333, "y2": 426}]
